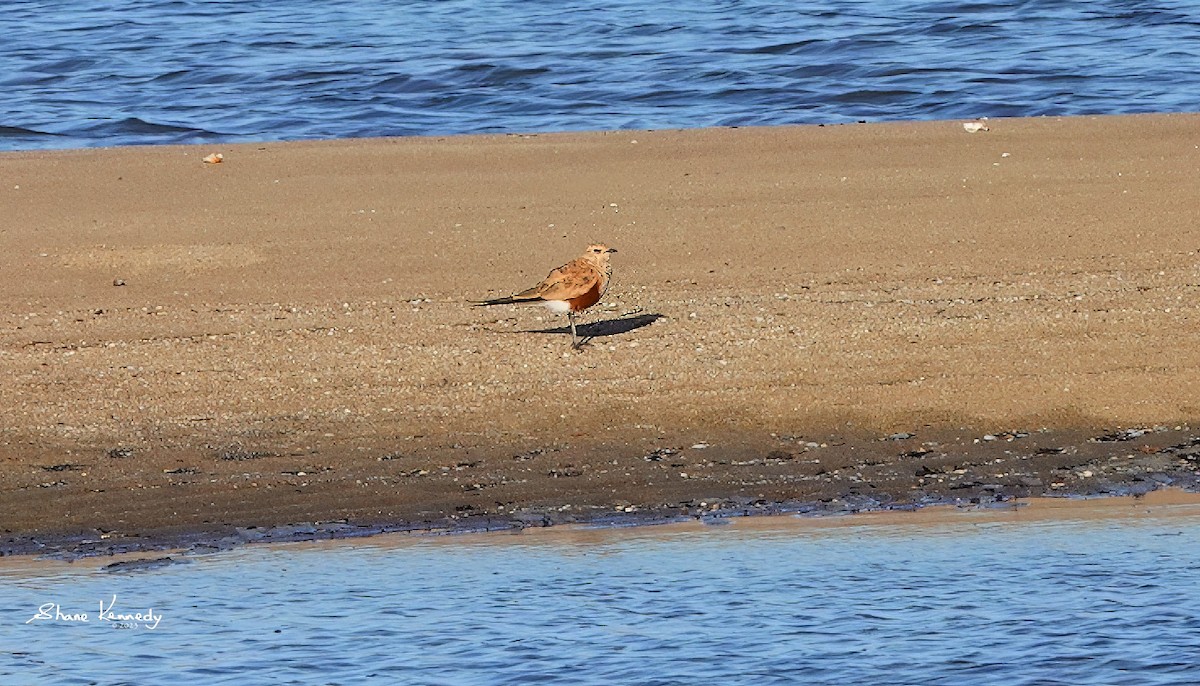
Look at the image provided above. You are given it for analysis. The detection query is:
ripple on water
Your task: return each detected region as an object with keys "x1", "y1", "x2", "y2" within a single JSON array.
[
  {"x1": 2, "y1": 509, "x2": 1200, "y2": 684},
  {"x1": 3, "y1": 0, "x2": 1200, "y2": 150}
]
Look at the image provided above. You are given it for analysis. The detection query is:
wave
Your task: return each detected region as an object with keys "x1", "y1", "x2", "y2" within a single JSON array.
[
  {"x1": 0, "y1": 125, "x2": 65, "y2": 138},
  {"x1": 83, "y1": 117, "x2": 222, "y2": 137}
]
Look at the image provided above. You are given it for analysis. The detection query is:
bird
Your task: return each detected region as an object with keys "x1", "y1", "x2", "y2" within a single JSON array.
[{"x1": 472, "y1": 243, "x2": 617, "y2": 349}]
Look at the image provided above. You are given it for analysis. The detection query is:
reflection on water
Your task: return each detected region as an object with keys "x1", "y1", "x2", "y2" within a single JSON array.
[{"x1": 3, "y1": 504, "x2": 1200, "y2": 685}]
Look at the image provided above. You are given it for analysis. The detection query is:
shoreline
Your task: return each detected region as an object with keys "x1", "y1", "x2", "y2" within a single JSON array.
[
  {"x1": 7, "y1": 484, "x2": 1200, "y2": 565},
  {"x1": 5, "y1": 424, "x2": 1199, "y2": 560},
  {"x1": 3, "y1": 113, "x2": 1199, "y2": 558}
]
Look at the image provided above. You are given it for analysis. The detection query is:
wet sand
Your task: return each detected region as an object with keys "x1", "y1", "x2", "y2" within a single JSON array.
[{"x1": 2, "y1": 113, "x2": 1199, "y2": 557}]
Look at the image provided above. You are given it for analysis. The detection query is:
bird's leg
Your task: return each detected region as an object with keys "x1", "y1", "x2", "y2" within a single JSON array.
[{"x1": 568, "y1": 311, "x2": 580, "y2": 349}]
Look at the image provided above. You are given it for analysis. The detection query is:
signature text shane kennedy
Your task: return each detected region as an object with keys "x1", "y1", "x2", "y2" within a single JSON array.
[{"x1": 26, "y1": 595, "x2": 162, "y2": 629}]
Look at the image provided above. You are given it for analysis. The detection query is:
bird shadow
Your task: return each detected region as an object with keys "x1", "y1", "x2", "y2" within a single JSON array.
[{"x1": 524, "y1": 312, "x2": 665, "y2": 345}]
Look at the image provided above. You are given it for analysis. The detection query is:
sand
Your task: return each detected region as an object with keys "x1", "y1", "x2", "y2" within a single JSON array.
[{"x1": 2, "y1": 113, "x2": 1199, "y2": 556}]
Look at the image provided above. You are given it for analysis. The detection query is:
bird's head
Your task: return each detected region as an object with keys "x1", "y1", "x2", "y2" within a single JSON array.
[{"x1": 585, "y1": 243, "x2": 617, "y2": 264}]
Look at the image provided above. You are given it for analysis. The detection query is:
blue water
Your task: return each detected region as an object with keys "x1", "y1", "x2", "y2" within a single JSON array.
[
  {"x1": 3, "y1": 0, "x2": 1199, "y2": 151},
  {"x1": 3, "y1": 509, "x2": 1200, "y2": 685}
]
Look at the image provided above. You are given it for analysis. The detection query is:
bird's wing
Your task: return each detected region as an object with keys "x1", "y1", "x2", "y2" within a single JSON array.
[{"x1": 513, "y1": 258, "x2": 600, "y2": 301}]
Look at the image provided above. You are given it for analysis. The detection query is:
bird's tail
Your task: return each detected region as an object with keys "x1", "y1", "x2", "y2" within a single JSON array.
[
  {"x1": 471, "y1": 293, "x2": 540, "y2": 307},
  {"x1": 471, "y1": 296, "x2": 515, "y2": 307}
]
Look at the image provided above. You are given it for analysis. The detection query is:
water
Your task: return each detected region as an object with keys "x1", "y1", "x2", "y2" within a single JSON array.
[
  {"x1": 3, "y1": 0, "x2": 1199, "y2": 151},
  {"x1": 4, "y1": 507, "x2": 1200, "y2": 685}
]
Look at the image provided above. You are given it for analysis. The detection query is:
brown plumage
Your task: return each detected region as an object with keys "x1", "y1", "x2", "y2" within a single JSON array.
[{"x1": 473, "y1": 243, "x2": 617, "y2": 349}]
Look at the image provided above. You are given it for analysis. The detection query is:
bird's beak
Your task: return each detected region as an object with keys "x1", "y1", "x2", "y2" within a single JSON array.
[{"x1": 607, "y1": 247, "x2": 618, "y2": 253}]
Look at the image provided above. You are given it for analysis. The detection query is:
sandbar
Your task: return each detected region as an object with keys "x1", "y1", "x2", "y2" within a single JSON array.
[{"x1": 2, "y1": 113, "x2": 1198, "y2": 557}]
